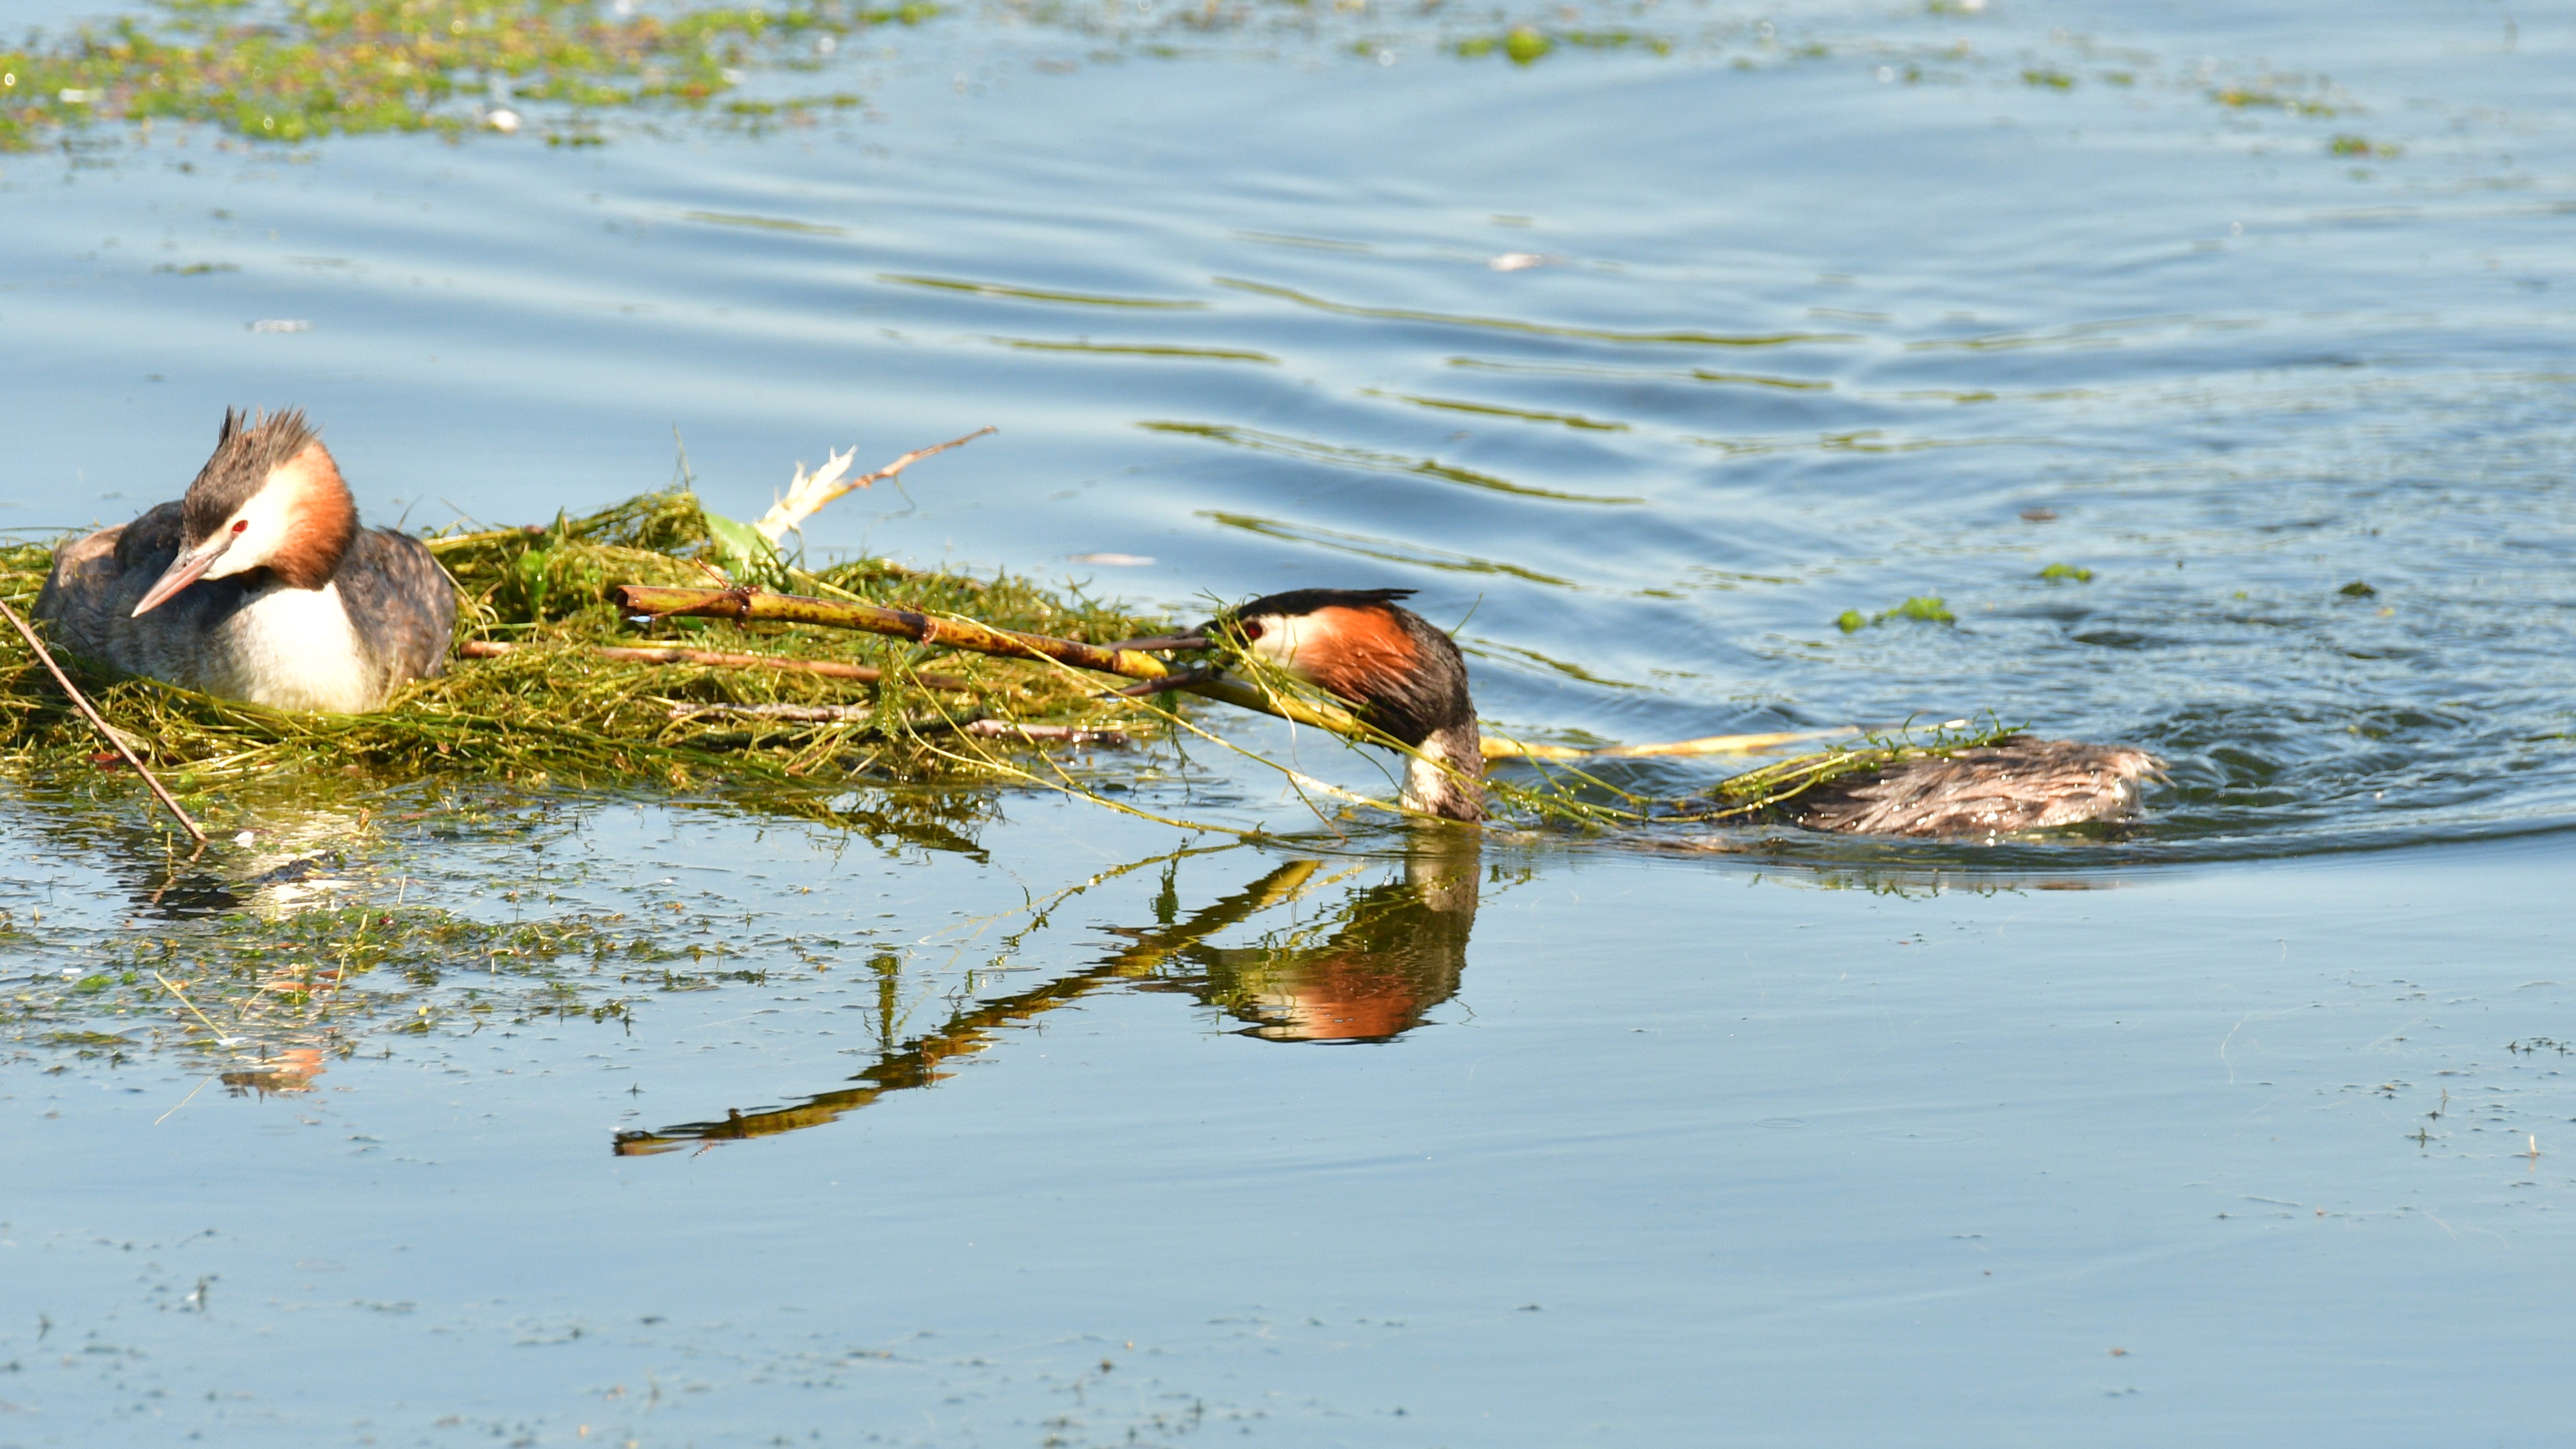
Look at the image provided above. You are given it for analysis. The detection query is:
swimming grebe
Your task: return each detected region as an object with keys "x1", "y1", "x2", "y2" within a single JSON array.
[
  {"x1": 35, "y1": 409, "x2": 456, "y2": 714},
  {"x1": 1783, "y1": 734, "x2": 2161, "y2": 836},
  {"x1": 1123, "y1": 588, "x2": 1486, "y2": 821},
  {"x1": 1130, "y1": 588, "x2": 2158, "y2": 837}
]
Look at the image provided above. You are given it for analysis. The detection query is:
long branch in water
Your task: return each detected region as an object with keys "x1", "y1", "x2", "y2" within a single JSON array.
[{"x1": 0, "y1": 597, "x2": 207, "y2": 845}]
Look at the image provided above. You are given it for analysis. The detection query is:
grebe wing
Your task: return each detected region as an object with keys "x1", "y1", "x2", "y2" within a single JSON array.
[
  {"x1": 35, "y1": 503, "x2": 181, "y2": 662},
  {"x1": 111, "y1": 501, "x2": 185, "y2": 576},
  {"x1": 340, "y1": 528, "x2": 461, "y2": 687},
  {"x1": 1793, "y1": 738, "x2": 2161, "y2": 837}
]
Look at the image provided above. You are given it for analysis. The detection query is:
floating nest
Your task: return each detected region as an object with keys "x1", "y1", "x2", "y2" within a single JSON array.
[{"x1": 0, "y1": 487, "x2": 1171, "y2": 822}]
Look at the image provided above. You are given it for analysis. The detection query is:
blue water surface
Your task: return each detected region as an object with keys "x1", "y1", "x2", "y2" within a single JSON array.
[{"x1": 3, "y1": 0, "x2": 2575, "y2": 1441}]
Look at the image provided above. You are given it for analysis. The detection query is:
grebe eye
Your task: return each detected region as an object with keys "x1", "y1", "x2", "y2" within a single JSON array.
[
  {"x1": 231, "y1": 519, "x2": 249, "y2": 534},
  {"x1": 1239, "y1": 620, "x2": 1264, "y2": 641}
]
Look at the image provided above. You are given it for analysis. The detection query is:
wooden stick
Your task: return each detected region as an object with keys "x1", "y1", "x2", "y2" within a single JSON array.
[
  {"x1": 959, "y1": 719, "x2": 1134, "y2": 746},
  {"x1": 458, "y1": 639, "x2": 968, "y2": 691},
  {"x1": 612, "y1": 585, "x2": 1375, "y2": 741},
  {"x1": 668, "y1": 703, "x2": 873, "y2": 723},
  {"x1": 0, "y1": 597, "x2": 208, "y2": 845},
  {"x1": 1481, "y1": 726, "x2": 1873, "y2": 761}
]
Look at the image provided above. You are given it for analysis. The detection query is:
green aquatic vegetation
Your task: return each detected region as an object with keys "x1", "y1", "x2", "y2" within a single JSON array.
[
  {"x1": 2211, "y1": 85, "x2": 2337, "y2": 117},
  {"x1": 878, "y1": 274, "x2": 1206, "y2": 309},
  {"x1": 1367, "y1": 390, "x2": 1630, "y2": 433},
  {"x1": 2339, "y1": 580, "x2": 2377, "y2": 597},
  {"x1": 1215, "y1": 277, "x2": 1858, "y2": 348},
  {"x1": 2021, "y1": 68, "x2": 2073, "y2": 90},
  {"x1": 1142, "y1": 419, "x2": 1645, "y2": 505},
  {"x1": 1837, "y1": 596, "x2": 1956, "y2": 632},
  {"x1": 2329, "y1": 134, "x2": 2399, "y2": 158},
  {"x1": 0, "y1": 0, "x2": 932, "y2": 152},
  {"x1": 1558, "y1": 30, "x2": 1668, "y2": 54},
  {"x1": 2038, "y1": 563, "x2": 2094, "y2": 583},
  {"x1": 0, "y1": 883, "x2": 860, "y2": 1057},
  {"x1": 1453, "y1": 26, "x2": 1669, "y2": 62},
  {"x1": 1448, "y1": 27, "x2": 1540, "y2": 63},
  {"x1": 0, "y1": 484, "x2": 1169, "y2": 822}
]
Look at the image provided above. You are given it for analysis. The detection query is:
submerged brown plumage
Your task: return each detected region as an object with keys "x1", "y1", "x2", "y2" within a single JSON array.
[
  {"x1": 35, "y1": 409, "x2": 457, "y2": 714},
  {"x1": 1783, "y1": 735, "x2": 2164, "y2": 837}
]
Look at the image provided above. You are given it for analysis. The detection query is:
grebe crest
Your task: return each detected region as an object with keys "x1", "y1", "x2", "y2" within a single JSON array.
[
  {"x1": 144, "y1": 407, "x2": 358, "y2": 614},
  {"x1": 36, "y1": 408, "x2": 456, "y2": 713}
]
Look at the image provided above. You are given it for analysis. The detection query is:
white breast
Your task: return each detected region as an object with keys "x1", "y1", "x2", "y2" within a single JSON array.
[{"x1": 203, "y1": 581, "x2": 381, "y2": 714}]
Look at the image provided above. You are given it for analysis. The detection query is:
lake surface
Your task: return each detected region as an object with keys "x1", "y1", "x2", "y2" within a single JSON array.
[{"x1": 4, "y1": 0, "x2": 2575, "y2": 1442}]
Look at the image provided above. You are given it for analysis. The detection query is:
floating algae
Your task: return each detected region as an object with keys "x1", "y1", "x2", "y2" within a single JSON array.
[
  {"x1": 1836, "y1": 595, "x2": 1956, "y2": 633},
  {"x1": 0, "y1": 0, "x2": 922, "y2": 152}
]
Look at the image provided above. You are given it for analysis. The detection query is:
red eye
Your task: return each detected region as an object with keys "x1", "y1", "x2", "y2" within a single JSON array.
[
  {"x1": 1239, "y1": 621, "x2": 1264, "y2": 641},
  {"x1": 231, "y1": 520, "x2": 249, "y2": 534}
]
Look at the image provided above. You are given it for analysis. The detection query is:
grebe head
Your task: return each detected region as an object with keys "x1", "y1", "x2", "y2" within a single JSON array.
[
  {"x1": 1218, "y1": 588, "x2": 1486, "y2": 823},
  {"x1": 131, "y1": 408, "x2": 357, "y2": 617}
]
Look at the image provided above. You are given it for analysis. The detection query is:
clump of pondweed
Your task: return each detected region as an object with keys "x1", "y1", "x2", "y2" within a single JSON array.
[
  {"x1": 0, "y1": 485, "x2": 1171, "y2": 821},
  {"x1": 1451, "y1": 26, "x2": 1667, "y2": 62},
  {"x1": 1836, "y1": 595, "x2": 1956, "y2": 632},
  {"x1": 0, "y1": 0, "x2": 928, "y2": 152}
]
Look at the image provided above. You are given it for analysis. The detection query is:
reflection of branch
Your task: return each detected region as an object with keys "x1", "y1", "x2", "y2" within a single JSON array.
[{"x1": 612, "y1": 860, "x2": 1323, "y2": 1155}]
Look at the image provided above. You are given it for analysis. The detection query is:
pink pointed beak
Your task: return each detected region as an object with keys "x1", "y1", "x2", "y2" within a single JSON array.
[{"x1": 130, "y1": 534, "x2": 233, "y2": 618}]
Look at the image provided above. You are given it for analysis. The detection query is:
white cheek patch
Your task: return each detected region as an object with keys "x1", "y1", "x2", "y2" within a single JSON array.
[
  {"x1": 202, "y1": 479, "x2": 298, "y2": 580},
  {"x1": 1244, "y1": 612, "x2": 1323, "y2": 680}
]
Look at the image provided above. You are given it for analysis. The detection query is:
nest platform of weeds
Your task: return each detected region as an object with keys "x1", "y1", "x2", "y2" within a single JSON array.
[{"x1": 0, "y1": 488, "x2": 1170, "y2": 820}]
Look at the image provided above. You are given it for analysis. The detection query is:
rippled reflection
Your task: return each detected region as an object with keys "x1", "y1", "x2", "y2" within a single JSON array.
[{"x1": 613, "y1": 838, "x2": 1481, "y2": 1154}]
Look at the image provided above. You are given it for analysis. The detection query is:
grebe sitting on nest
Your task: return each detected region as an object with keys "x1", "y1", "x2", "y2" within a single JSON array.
[
  {"x1": 1128, "y1": 588, "x2": 2159, "y2": 837},
  {"x1": 36, "y1": 409, "x2": 456, "y2": 714}
]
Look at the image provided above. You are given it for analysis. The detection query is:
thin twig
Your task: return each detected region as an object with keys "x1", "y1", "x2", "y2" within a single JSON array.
[
  {"x1": 1111, "y1": 666, "x2": 1217, "y2": 697},
  {"x1": 0, "y1": 597, "x2": 206, "y2": 845},
  {"x1": 668, "y1": 702, "x2": 875, "y2": 723},
  {"x1": 957, "y1": 720, "x2": 1135, "y2": 746},
  {"x1": 755, "y1": 427, "x2": 998, "y2": 544},
  {"x1": 1481, "y1": 725, "x2": 1877, "y2": 761},
  {"x1": 152, "y1": 971, "x2": 239, "y2": 1048}
]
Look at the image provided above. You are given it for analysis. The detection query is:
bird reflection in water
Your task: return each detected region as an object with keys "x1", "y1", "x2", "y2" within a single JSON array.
[
  {"x1": 1124, "y1": 840, "x2": 1476, "y2": 1043},
  {"x1": 613, "y1": 837, "x2": 1481, "y2": 1155}
]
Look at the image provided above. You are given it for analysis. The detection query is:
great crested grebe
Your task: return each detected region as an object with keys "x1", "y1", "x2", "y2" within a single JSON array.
[
  {"x1": 1123, "y1": 588, "x2": 1486, "y2": 821},
  {"x1": 36, "y1": 409, "x2": 456, "y2": 714},
  {"x1": 1130, "y1": 588, "x2": 2159, "y2": 837}
]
